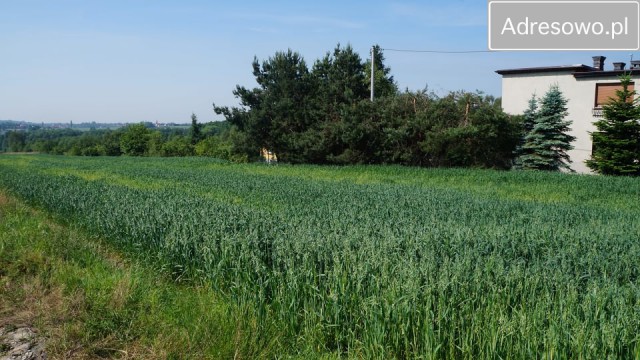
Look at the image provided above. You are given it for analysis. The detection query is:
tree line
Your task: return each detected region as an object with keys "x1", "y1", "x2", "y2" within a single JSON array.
[
  {"x1": 1, "y1": 44, "x2": 523, "y2": 169},
  {"x1": 3, "y1": 44, "x2": 637, "y2": 174},
  {"x1": 0, "y1": 119, "x2": 244, "y2": 161},
  {"x1": 213, "y1": 44, "x2": 522, "y2": 168}
]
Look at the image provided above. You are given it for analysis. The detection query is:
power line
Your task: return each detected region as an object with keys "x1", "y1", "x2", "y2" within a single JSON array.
[
  {"x1": 382, "y1": 48, "x2": 492, "y2": 54},
  {"x1": 370, "y1": 46, "x2": 493, "y2": 100}
]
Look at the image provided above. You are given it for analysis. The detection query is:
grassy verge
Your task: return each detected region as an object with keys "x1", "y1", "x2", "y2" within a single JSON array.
[{"x1": 0, "y1": 191, "x2": 285, "y2": 359}]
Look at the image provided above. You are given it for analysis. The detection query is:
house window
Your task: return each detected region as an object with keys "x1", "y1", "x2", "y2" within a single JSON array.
[{"x1": 595, "y1": 82, "x2": 635, "y2": 107}]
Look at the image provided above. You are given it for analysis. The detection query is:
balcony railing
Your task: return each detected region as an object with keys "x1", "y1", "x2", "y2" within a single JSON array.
[{"x1": 592, "y1": 107, "x2": 604, "y2": 117}]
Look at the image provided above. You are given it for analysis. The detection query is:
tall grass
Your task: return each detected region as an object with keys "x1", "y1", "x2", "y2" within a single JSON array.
[
  {"x1": 0, "y1": 155, "x2": 639, "y2": 358},
  {"x1": 0, "y1": 190, "x2": 284, "y2": 359}
]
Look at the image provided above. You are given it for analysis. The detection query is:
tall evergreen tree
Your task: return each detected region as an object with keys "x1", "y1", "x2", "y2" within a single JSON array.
[
  {"x1": 519, "y1": 85, "x2": 575, "y2": 171},
  {"x1": 522, "y1": 94, "x2": 538, "y2": 135},
  {"x1": 214, "y1": 49, "x2": 318, "y2": 163},
  {"x1": 189, "y1": 113, "x2": 202, "y2": 145},
  {"x1": 312, "y1": 44, "x2": 372, "y2": 161},
  {"x1": 586, "y1": 75, "x2": 640, "y2": 175},
  {"x1": 513, "y1": 94, "x2": 538, "y2": 168},
  {"x1": 313, "y1": 44, "x2": 368, "y2": 105},
  {"x1": 364, "y1": 45, "x2": 398, "y2": 99}
]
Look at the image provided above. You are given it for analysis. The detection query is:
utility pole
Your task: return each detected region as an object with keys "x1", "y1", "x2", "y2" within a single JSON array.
[{"x1": 370, "y1": 46, "x2": 375, "y2": 101}]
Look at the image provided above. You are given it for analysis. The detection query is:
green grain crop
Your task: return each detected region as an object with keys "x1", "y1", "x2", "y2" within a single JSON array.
[{"x1": 0, "y1": 154, "x2": 638, "y2": 359}]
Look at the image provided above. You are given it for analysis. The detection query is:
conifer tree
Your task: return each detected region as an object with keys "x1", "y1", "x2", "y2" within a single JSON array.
[
  {"x1": 522, "y1": 94, "x2": 538, "y2": 135},
  {"x1": 190, "y1": 113, "x2": 202, "y2": 145},
  {"x1": 363, "y1": 45, "x2": 398, "y2": 98},
  {"x1": 586, "y1": 75, "x2": 640, "y2": 175},
  {"x1": 519, "y1": 85, "x2": 575, "y2": 171},
  {"x1": 513, "y1": 94, "x2": 538, "y2": 168}
]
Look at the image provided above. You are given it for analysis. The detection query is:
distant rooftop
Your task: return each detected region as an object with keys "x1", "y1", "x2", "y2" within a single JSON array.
[
  {"x1": 495, "y1": 64, "x2": 595, "y2": 75},
  {"x1": 496, "y1": 56, "x2": 640, "y2": 78}
]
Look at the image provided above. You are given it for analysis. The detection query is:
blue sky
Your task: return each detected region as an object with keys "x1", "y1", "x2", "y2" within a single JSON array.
[{"x1": 1, "y1": 0, "x2": 635, "y2": 123}]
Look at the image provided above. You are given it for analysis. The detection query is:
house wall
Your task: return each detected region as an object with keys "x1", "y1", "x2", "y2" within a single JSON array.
[{"x1": 501, "y1": 71, "x2": 636, "y2": 173}]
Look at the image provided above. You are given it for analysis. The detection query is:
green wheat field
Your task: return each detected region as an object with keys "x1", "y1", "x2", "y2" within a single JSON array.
[{"x1": 1, "y1": 154, "x2": 639, "y2": 359}]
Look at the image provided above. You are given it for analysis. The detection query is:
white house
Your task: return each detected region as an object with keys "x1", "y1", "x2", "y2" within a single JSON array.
[{"x1": 496, "y1": 56, "x2": 639, "y2": 173}]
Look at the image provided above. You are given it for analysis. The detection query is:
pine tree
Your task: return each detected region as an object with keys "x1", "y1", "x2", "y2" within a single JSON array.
[
  {"x1": 519, "y1": 85, "x2": 576, "y2": 171},
  {"x1": 363, "y1": 45, "x2": 398, "y2": 99},
  {"x1": 586, "y1": 75, "x2": 640, "y2": 176},
  {"x1": 190, "y1": 113, "x2": 202, "y2": 145},
  {"x1": 513, "y1": 94, "x2": 538, "y2": 168},
  {"x1": 522, "y1": 94, "x2": 538, "y2": 135}
]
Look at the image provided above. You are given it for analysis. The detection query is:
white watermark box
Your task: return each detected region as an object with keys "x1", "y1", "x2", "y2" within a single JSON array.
[{"x1": 488, "y1": 0, "x2": 640, "y2": 50}]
